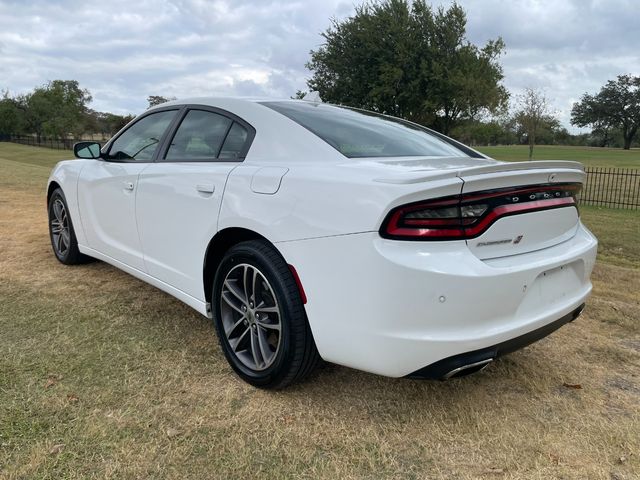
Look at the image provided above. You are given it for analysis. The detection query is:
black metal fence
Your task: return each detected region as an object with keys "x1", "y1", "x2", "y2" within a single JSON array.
[
  {"x1": 1, "y1": 133, "x2": 639, "y2": 209},
  {"x1": 580, "y1": 167, "x2": 640, "y2": 210},
  {"x1": 0, "y1": 133, "x2": 104, "y2": 150}
]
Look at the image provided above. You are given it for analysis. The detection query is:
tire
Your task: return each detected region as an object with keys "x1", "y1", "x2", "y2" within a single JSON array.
[
  {"x1": 212, "y1": 240, "x2": 320, "y2": 389},
  {"x1": 48, "y1": 188, "x2": 90, "y2": 265}
]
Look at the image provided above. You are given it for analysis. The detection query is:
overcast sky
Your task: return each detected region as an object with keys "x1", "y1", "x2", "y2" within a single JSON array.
[{"x1": 1, "y1": 0, "x2": 638, "y2": 130}]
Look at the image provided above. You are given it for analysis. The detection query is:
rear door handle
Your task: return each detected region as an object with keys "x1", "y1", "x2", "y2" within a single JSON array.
[
  {"x1": 124, "y1": 181, "x2": 134, "y2": 191},
  {"x1": 196, "y1": 184, "x2": 215, "y2": 194}
]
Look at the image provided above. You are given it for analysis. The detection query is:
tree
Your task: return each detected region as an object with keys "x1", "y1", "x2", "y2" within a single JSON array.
[
  {"x1": 514, "y1": 88, "x2": 554, "y2": 160},
  {"x1": 305, "y1": 0, "x2": 508, "y2": 134},
  {"x1": 84, "y1": 110, "x2": 135, "y2": 139},
  {"x1": 18, "y1": 92, "x2": 46, "y2": 141},
  {"x1": 571, "y1": 75, "x2": 640, "y2": 150},
  {"x1": 147, "y1": 95, "x2": 176, "y2": 108},
  {"x1": 48, "y1": 80, "x2": 92, "y2": 138},
  {"x1": 0, "y1": 90, "x2": 25, "y2": 134},
  {"x1": 451, "y1": 119, "x2": 505, "y2": 146},
  {"x1": 0, "y1": 81, "x2": 136, "y2": 141},
  {"x1": 104, "y1": 113, "x2": 134, "y2": 135},
  {"x1": 18, "y1": 80, "x2": 92, "y2": 140}
]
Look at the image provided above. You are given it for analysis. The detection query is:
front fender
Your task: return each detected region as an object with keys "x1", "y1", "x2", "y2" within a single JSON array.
[{"x1": 48, "y1": 160, "x2": 87, "y2": 246}]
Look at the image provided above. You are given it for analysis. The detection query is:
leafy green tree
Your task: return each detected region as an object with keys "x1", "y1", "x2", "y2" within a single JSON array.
[
  {"x1": 588, "y1": 125, "x2": 626, "y2": 148},
  {"x1": 18, "y1": 92, "x2": 46, "y2": 141},
  {"x1": 0, "y1": 90, "x2": 26, "y2": 134},
  {"x1": 451, "y1": 119, "x2": 505, "y2": 146},
  {"x1": 20, "y1": 80, "x2": 92, "y2": 140},
  {"x1": 84, "y1": 110, "x2": 135, "y2": 139},
  {"x1": 0, "y1": 81, "x2": 137, "y2": 142},
  {"x1": 571, "y1": 75, "x2": 640, "y2": 150},
  {"x1": 104, "y1": 113, "x2": 134, "y2": 135},
  {"x1": 305, "y1": 0, "x2": 508, "y2": 134}
]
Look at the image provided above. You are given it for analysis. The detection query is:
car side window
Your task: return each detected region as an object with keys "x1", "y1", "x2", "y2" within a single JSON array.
[
  {"x1": 219, "y1": 122, "x2": 249, "y2": 160},
  {"x1": 107, "y1": 110, "x2": 177, "y2": 161},
  {"x1": 165, "y1": 110, "x2": 233, "y2": 161}
]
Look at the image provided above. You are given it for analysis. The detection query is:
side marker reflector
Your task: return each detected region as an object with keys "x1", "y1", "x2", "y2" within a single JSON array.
[{"x1": 288, "y1": 264, "x2": 307, "y2": 304}]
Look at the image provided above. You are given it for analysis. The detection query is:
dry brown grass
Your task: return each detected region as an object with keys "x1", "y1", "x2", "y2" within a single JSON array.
[{"x1": 0, "y1": 144, "x2": 639, "y2": 479}]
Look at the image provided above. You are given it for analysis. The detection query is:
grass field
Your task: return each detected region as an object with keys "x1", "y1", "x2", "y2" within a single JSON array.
[
  {"x1": 1, "y1": 143, "x2": 639, "y2": 479},
  {"x1": 3, "y1": 141, "x2": 640, "y2": 168},
  {"x1": 478, "y1": 145, "x2": 640, "y2": 168}
]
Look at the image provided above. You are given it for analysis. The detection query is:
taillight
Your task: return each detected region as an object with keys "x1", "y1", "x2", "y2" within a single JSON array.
[{"x1": 380, "y1": 183, "x2": 581, "y2": 240}]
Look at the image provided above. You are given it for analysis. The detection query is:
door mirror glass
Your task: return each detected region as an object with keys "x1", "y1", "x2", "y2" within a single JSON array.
[{"x1": 74, "y1": 141, "x2": 101, "y2": 159}]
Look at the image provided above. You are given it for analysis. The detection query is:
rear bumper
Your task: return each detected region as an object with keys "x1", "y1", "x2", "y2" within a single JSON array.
[
  {"x1": 408, "y1": 303, "x2": 585, "y2": 379},
  {"x1": 276, "y1": 221, "x2": 597, "y2": 377}
]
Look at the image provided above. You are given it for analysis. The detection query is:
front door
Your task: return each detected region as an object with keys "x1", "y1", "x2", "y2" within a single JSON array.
[{"x1": 77, "y1": 109, "x2": 178, "y2": 271}]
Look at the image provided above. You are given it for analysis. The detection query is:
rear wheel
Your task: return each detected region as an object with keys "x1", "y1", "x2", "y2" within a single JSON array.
[
  {"x1": 212, "y1": 240, "x2": 320, "y2": 389},
  {"x1": 48, "y1": 188, "x2": 90, "y2": 265}
]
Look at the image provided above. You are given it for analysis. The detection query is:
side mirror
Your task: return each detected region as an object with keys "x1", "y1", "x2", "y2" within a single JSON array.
[{"x1": 74, "y1": 141, "x2": 102, "y2": 159}]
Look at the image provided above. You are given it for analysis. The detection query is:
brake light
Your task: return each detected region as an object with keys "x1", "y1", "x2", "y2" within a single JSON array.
[{"x1": 380, "y1": 183, "x2": 581, "y2": 240}]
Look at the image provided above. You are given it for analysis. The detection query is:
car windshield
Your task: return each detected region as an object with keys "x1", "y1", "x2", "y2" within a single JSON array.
[{"x1": 261, "y1": 101, "x2": 473, "y2": 158}]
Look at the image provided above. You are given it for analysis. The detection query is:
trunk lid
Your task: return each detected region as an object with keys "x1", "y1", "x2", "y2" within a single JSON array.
[
  {"x1": 367, "y1": 158, "x2": 585, "y2": 259},
  {"x1": 458, "y1": 161, "x2": 584, "y2": 260}
]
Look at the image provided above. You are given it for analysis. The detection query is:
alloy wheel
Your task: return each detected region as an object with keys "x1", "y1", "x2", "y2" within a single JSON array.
[
  {"x1": 220, "y1": 263, "x2": 282, "y2": 371},
  {"x1": 50, "y1": 198, "x2": 70, "y2": 257}
]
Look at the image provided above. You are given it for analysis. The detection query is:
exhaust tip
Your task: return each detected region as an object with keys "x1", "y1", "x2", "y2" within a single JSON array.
[
  {"x1": 571, "y1": 304, "x2": 586, "y2": 321},
  {"x1": 442, "y1": 358, "x2": 493, "y2": 380}
]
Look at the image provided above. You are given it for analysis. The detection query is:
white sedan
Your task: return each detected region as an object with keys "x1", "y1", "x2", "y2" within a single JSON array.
[{"x1": 47, "y1": 98, "x2": 597, "y2": 388}]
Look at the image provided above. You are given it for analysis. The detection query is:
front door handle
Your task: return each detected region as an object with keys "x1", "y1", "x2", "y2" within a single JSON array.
[
  {"x1": 196, "y1": 184, "x2": 215, "y2": 194},
  {"x1": 124, "y1": 181, "x2": 134, "y2": 191}
]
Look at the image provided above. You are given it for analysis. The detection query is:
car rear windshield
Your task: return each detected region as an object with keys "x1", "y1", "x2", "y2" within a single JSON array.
[{"x1": 261, "y1": 101, "x2": 473, "y2": 158}]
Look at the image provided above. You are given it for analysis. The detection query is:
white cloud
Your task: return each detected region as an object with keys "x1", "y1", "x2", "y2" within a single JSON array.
[
  {"x1": 0, "y1": 0, "x2": 637, "y2": 131},
  {"x1": 442, "y1": 0, "x2": 640, "y2": 129}
]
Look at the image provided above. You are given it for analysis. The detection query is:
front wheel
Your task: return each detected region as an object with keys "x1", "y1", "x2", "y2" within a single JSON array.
[
  {"x1": 48, "y1": 188, "x2": 90, "y2": 265},
  {"x1": 212, "y1": 240, "x2": 320, "y2": 389}
]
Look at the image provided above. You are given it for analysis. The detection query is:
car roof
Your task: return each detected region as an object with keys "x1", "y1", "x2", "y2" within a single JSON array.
[
  {"x1": 153, "y1": 96, "x2": 301, "y2": 109},
  {"x1": 146, "y1": 97, "x2": 343, "y2": 164}
]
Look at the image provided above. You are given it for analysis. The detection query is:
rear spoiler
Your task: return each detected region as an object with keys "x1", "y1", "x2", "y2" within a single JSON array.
[{"x1": 374, "y1": 160, "x2": 585, "y2": 185}]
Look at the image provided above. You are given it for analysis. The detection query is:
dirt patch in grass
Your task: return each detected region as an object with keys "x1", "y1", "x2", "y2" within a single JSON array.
[{"x1": 1, "y1": 144, "x2": 639, "y2": 479}]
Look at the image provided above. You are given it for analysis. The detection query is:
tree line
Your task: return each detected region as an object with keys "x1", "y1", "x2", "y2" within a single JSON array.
[
  {"x1": 0, "y1": 80, "x2": 137, "y2": 141},
  {"x1": 302, "y1": 0, "x2": 640, "y2": 151},
  {"x1": 1, "y1": 0, "x2": 638, "y2": 152},
  {"x1": 447, "y1": 76, "x2": 640, "y2": 152},
  {"x1": 0, "y1": 83, "x2": 176, "y2": 142}
]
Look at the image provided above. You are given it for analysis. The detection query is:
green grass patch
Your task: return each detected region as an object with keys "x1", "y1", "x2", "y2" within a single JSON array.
[
  {"x1": 580, "y1": 206, "x2": 640, "y2": 268},
  {"x1": 1, "y1": 140, "x2": 639, "y2": 479},
  {"x1": 0, "y1": 142, "x2": 73, "y2": 169},
  {"x1": 478, "y1": 145, "x2": 640, "y2": 168}
]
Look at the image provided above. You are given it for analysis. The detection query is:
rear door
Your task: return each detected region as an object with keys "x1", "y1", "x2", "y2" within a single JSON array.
[
  {"x1": 136, "y1": 106, "x2": 254, "y2": 301},
  {"x1": 77, "y1": 108, "x2": 179, "y2": 270}
]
